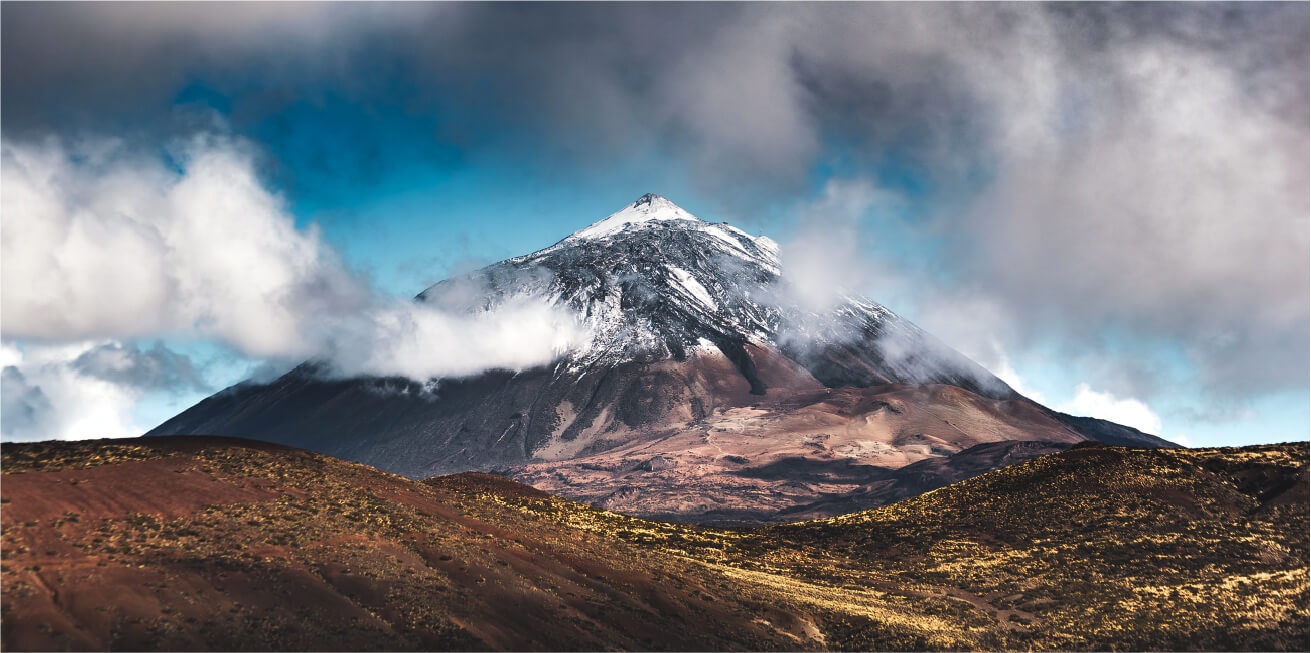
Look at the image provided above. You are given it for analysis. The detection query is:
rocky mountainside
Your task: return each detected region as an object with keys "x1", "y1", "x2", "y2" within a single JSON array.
[
  {"x1": 150, "y1": 194, "x2": 1174, "y2": 521},
  {"x1": 2, "y1": 438, "x2": 1304, "y2": 651},
  {"x1": 419, "y1": 193, "x2": 1011, "y2": 397}
]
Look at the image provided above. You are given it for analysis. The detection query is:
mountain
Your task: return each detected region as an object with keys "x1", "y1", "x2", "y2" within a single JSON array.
[
  {"x1": 2, "y1": 437, "x2": 1305, "y2": 651},
  {"x1": 150, "y1": 194, "x2": 1174, "y2": 521}
]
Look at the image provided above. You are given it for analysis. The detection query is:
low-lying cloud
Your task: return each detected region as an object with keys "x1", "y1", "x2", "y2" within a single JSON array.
[
  {"x1": 0, "y1": 135, "x2": 588, "y2": 440},
  {"x1": 1063, "y1": 383, "x2": 1163, "y2": 437},
  {"x1": 777, "y1": 179, "x2": 890, "y2": 317},
  {"x1": 1, "y1": 341, "x2": 146, "y2": 441},
  {"x1": 770, "y1": 182, "x2": 1013, "y2": 399},
  {"x1": 318, "y1": 297, "x2": 586, "y2": 381}
]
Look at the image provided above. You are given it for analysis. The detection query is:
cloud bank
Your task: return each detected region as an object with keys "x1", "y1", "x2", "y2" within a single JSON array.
[
  {"x1": 1, "y1": 136, "x2": 586, "y2": 440},
  {"x1": 2, "y1": 135, "x2": 365, "y2": 356}
]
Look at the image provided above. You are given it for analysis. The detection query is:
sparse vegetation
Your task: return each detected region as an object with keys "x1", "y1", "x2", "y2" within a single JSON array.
[
  {"x1": 2, "y1": 438, "x2": 1306, "y2": 651},
  {"x1": 1, "y1": 440, "x2": 168, "y2": 474}
]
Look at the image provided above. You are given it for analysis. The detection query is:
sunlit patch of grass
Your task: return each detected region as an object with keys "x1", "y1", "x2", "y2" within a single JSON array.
[{"x1": 2, "y1": 441, "x2": 167, "y2": 474}]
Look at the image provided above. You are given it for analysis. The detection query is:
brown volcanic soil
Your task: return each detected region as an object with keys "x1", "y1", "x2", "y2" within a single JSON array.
[
  {"x1": 511, "y1": 382, "x2": 1086, "y2": 522},
  {"x1": 1, "y1": 438, "x2": 805, "y2": 651},
  {"x1": 3, "y1": 438, "x2": 1306, "y2": 651}
]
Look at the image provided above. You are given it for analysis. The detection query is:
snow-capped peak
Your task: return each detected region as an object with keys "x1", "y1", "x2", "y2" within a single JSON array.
[
  {"x1": 417, "y1": 192, "x2": 1016, "y2": 402},
  {"x1": 571, "y1": 193, "x2": 702, "y2": 240}
]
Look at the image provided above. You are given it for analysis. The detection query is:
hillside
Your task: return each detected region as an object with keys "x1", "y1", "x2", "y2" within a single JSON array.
[{"x1": 2, "y1": 437, "x2": 1305, "y2": 651}]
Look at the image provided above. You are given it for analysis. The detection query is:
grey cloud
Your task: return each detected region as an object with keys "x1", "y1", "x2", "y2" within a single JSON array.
[
  {"x1": 71, "y1": 342, "x2": 209, "y2": 393},
  {"x1": 4, "y1": 2, "x2": 1306, "y2": 406},
  {"x1": 769, "y1": 3, "x2": 1307, "y2": 405},
  {"x1": 946, "y1": 2, "x2": 1309, "y2": 399},
  {"x1": 5, "y1": 3, "x2": 1303, "y2": 187},
  {"x1": 1, "y1": 2, "x2": 417, "y2": 132},
  {"x1": 1, "y1": 366, "x2": 54, "y2": 439}
]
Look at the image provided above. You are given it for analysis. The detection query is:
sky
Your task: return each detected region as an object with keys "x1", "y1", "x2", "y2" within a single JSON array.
[{"x1": 1, "y1": 2, "x2": 1307, "y2": 448}]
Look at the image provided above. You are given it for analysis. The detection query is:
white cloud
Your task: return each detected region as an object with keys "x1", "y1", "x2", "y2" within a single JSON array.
[
  {"x1": 1061, "y1": 383, "x2": 1164, "y2": 436},
  {"x1": 1, "y1": 135, "x2": 592, "y2": 441},
  {"x1": 1, "y1": 134, "x2": 368, "y2": 357},
  {"x1": 1165, "y1": 432, "x2": 1193, "y2": 447},
  {"x1": 320, "y1": 297, "x2": 586, "y2": 381},
  {"x1": 989, "y1": 346, "x2": 1047, "y2": 405},
  {"x1": 1, "y1": 341, "x2": 145, "y2": 441},
  {"x1": 1, "y1": 135, "x2": 586, "y2": 376},
  {"x1": 779, "y1": 179, "x2": 891, "y2": 316},
  {"x1": 973, "y1": 345, "x2": 1170, "y2": 438}
]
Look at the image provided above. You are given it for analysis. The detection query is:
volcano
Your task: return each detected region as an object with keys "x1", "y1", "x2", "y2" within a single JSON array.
[{"x1": 150, "y1": 194, "x2": 1175, "y2": 521}]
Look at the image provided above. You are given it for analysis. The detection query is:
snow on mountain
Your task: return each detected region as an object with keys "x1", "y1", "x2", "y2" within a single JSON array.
[
  {"x1": 421, "y1": 194, "x2": 780, "y2": 364},
  {"x1": 570, "y1": 193, "x2": 702, "y2": 239},
  {"x1": 419, "y1": 193, "x2": 1009, "y2": 398}
]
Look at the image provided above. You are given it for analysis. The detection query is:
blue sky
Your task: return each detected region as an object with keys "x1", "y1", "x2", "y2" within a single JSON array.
[{"x1": 2, "y1": 2, "x2": 1307, "y2": 447}]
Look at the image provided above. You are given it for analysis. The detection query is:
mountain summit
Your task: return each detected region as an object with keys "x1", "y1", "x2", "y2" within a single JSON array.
[
  {"x1": 422, "y1": 193, "x2": 785, "y2": 372},
  {"x1": 151, "y1": 194, "x2": 1175, "y2": 521},
  {"x1": 570, "y1": 193, "x2": 703, "y2": 239}
]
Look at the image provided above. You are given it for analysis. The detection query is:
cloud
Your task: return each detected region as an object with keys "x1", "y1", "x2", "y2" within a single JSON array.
[
  {"x1": 71, "y1": 341, "x2": 208, "y2": 393},
  {"x1": 988, "y1": 345, "x2": 1048, "y2": 406},
  {"x1": 1, "y1": 134, "x2": 368, "y2": 357},
  {"x1": 759, "y1": 3, "x2": 1307, "y2": 407},
  {"x1": 950, "y1": 8, "x2": 1310, "y2": 399},
  {"x1": 771, "y1": 180, "x2": 1013, "y2": 398},
  {"x1": 1061, "y1": 383, "x2": 1164, "y2": 436},
  {"x1": 321, "y1": 297, "x2": 585, "y2": 381},
  {"x1": 1, "y1": 342, "x2": 146, "y2": 442},
  {"x1": 778, "y1": 180, "x2": 892, "y2": 316},
  {"x1": 3, "y1": 3, "x2": 1305, "y2": 426},
  {"x1": 652, "y1": 7, "x2": 817, "y2": 181},
  {"x1": 980, "y1": 348, "x2": 1167, "y2": 438},
  {"x1": 0, "y1": 132, "x2": 588, "y2": 441},
  {"x1": 1, "y1": 135, "x2": 588, "y2": 390},
  {"x1": 0, "y1": 3, "x2": 424, "y2": 134},
  {"x1": 1, "y1": 366, "x2": 54, "y2": 438}
]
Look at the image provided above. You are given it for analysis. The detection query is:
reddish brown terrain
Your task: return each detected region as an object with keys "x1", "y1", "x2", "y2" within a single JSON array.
[
  {"x1": 512, "y1": 375, "x2": 1090, "y2": 521},
  {"x1": 0, "y1": 438, "x2": 803, "y2": 651},
  {"x1": 2, "y1": 436, "x2": 1306, "y2": 651}
]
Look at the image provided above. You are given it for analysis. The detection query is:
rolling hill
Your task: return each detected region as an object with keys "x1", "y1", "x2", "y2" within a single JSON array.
[{"x1": 2, "y1": 436, "x2": 1303, "y2": 651}]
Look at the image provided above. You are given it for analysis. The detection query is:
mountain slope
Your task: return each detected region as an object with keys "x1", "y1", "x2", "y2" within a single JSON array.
[
  {"x1": 150, "y1": 194, "x2": 1174, "y2": 520},
  {"x1": 2, "y1": 438, "x2": 1304, "y2": 651}
]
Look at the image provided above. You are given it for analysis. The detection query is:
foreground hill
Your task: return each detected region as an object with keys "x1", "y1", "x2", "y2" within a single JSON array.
[
  {"x1": 151, "y1": 194, "x2": 1172, "y2": 522},
  {"x1": 2, "y1": 437, "x2": 1305, "y2": 651}
]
